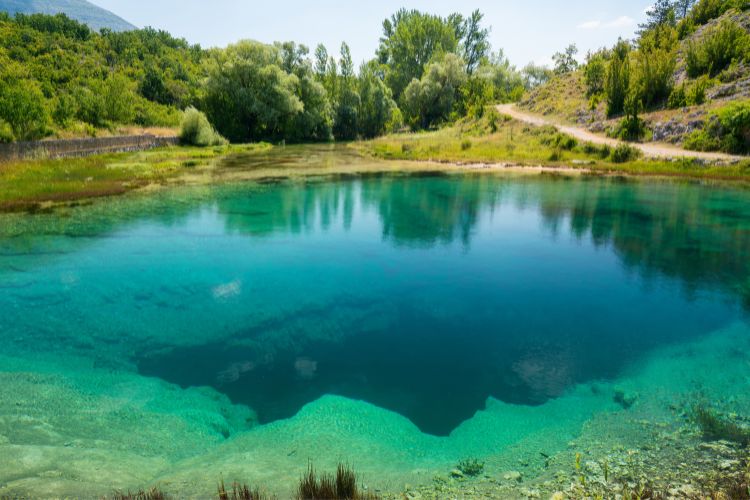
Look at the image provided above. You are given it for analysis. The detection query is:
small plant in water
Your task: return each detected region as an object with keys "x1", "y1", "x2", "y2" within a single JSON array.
[
  {"x1": 218, "y1": 479, "x2": 273, "y2": 500},
  {"x1": 456, "y1": 458, "x2": 485, "y2": 477},
  {"x1": 297, "y1": 463, "x2": 378, "y2": 500},
  {"x1": 693, "y1": 405, "x2": 750, "y2": 445}
]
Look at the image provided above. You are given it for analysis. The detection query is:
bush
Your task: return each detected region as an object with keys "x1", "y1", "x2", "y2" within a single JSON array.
[
  {"x1": 685, "y1": 101, "x2": 750, "y2": 153},
  {"x1": 633, "y1": 46, "x2": 676, "y2": 108},
  {"x1": 688, "y1": 0, "x2": 748, "y2": 26},
  {"x1": 610, "y1": 144, "x2": 642, "y2": 163},
  {"x1": 686, "y1": 19, "x2": 750, "y2": 78},
  {"x1": 179, "y1": 107, "x2": 227, "y2": 146},
  {"x1": 584, "y1": 54, "x2": 607, "y2": 97},
  {"x1": 0, "y1": 80, "x2": 50, "y2": 141},
  {"x1": 612, "y1": 93, "x2": 647, "y2": 141},
  {"x1": 668, "y1": 76, "x2": 710, "y2": 108},
  {"x1": 0, "y1": 119, "x2": 14, "y2": 143},
  {"x1": 606, "y1": 41, "x2": 631, "y2": 117},
  {"x1": 461, "y1": 139, "x2": 473, "y2": 150}
]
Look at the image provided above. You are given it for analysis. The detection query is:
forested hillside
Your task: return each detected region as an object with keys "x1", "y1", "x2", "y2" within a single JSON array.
[
  {"x1": 0, "y1": 0, "x2": 134, "y2": 31},
  {"x1": 0, "y1": 9, "x2": 542, "y2": 145},
  {"x1": 522, "y1": 0, "x2": 750, "y2": 154}
]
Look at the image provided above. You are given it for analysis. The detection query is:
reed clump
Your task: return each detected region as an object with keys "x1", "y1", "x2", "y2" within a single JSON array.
[{"x1": 298, "y1": 463, "x2": 378, "y2": 500}]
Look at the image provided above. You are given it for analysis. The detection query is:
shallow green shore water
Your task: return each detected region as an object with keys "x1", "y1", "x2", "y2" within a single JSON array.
[{"x1": 1, "y1": 147, "x2": 749, "y2": 498}]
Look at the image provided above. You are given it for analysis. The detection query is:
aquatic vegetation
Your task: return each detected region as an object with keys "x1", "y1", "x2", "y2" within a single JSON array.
[
  {"x1": 297, "y1": 463, "x2": 378, "y2": 500},
  {"x1": 457, "y1": 458, "x2": 485, "y2": 477},
  {"x1": 111, "y1": 487, "x2": 167, "y2": 500},
  {"x1": 218, "y1": 480, "x2": 273, "y2": 500},
  {"x1": 693, "y1": 405, "x2": 750, "y2": 445}
]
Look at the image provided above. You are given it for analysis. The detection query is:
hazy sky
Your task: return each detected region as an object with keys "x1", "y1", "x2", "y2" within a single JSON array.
[{"x1": 93, "y1": 0, "x2": 651, "y2": 67}]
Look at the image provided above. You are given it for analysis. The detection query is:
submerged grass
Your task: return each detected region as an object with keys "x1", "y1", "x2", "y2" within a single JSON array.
[
  {"x1": 360, "y1": 109, "x2": 750, "y2": 182},
  {"x1": 0, "y1": 144, "x2": 268, "y2": 212}
]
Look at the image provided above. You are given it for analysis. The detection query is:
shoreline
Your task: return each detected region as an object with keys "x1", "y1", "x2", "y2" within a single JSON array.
[{"x1": 1, "y1": 143, "x2": 750, "y2": 215}]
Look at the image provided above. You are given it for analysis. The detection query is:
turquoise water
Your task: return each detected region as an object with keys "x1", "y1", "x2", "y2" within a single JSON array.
[{"x1": 2, "y1": 152, "x2": 750, "y2": 496}]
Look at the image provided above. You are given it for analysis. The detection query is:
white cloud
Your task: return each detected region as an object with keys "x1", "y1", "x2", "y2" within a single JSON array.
[
  {"x1": 605, "y1": 16, "x2": 635, "y2": 28},
  {"x1": 578, "y1": 16, "x2": 635, "y2": 30},
  {"x1": 578, "y1": 20, "x2": 603, "y2": 29}
]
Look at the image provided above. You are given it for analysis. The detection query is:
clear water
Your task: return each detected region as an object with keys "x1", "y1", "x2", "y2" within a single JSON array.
[{"x1": 2, "y1": 148, "x2": 750, "y2": 496}]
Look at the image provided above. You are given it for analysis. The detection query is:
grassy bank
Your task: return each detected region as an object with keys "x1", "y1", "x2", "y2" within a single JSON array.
[
  {"x1": 0, "y1": 144, "x2": 268, "y2": 212},
  {"x1": 360, "y1": 110, "x2": 750, "y2": 181}
]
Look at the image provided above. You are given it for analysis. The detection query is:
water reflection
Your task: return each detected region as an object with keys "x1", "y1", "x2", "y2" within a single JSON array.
[{"x1": 2, "y1": 169, "x2": 750, "y2": 435}]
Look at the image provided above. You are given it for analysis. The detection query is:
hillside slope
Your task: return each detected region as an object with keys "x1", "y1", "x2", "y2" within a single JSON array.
[
  {"x1": 520, "y1": 6, "x2": 750, "y2": 151},
  {"x1": 0, "y1": 0, "x2": 134, "y2": 31}
]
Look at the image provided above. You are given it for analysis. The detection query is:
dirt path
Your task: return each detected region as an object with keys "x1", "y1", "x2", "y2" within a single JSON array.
[{"x1": 496, "y1": 104, "x2": 744, "y2": 162}]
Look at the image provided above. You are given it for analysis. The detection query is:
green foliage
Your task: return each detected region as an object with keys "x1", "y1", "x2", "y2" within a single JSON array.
[
  {"x1": 633, "y1": 43, "x2": 676, "y2": 108},
  {"x1": 402, "y1": 53, "x2": 467, "y2": 129},
  {"x1": 521, "y1": 63, "x2": 553, "y2": 89},
  {"x1": 611, "y1": 143, "x2": 643, "y2": 163},
  {"x1": 0, "y1": 79, "x2": 49, "y2": 141},
  {"x1": 377, "y1": 9, "x2": 461, "y2": 100},
  {"x1": 693, "y1": 405, "x2": 750, "y2": 445},
  {"x1": 606, "y1": 40, "x2": 632, "y2": 117},
  {"x1": 457, "y1": 458, "x2": 485, "y2": 477},
  {"x1": 461, "y1": 10, "x2": 491, "y2": 75},
  {"x1": 685, "y1": 101, "x2": 750, "y2": 153},
  {"x1": 0, "y1": 118, "x2": 14, "y2": 143},
  {"x1": 358, "y1": 62, "x2": 399, "y2": 138},
  {"x1": 179, "y1": 107, "x2": 227, "y2": 147},
  {"x1": 202, "y1": 40, "x2": 303, "y2": 143},
  {"x1": 639, "y1": 0, "x2": 678, "y2": 33},
  {"x1": 613, "y1": 92, "x2": 647, "y2": 140},
  {"x1": 553, "y1": 44, "x2": 579, "y2": 75},
  {"x1": 687, "y1": 0, "x2": 749, "y2": 26},
  {"x1": 584, "y1": 52, "x2": 607, "y2": 97},
  {"x1": 686, "y1": 19, "x2": 750, "y2": 77}
]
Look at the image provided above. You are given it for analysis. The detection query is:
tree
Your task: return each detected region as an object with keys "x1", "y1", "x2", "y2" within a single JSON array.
[
  {"x1": 334, "y1": 42, "x2": 360, "y2": 140},
  {"x1": 605, "y1": 40, "x2": 631, "y2": 117},
  {"x1": 402, "y1": 53, "x2": 467, "y2": 129},
  {"x1": 553, "y1": 44, "x2": 579, "y2": 74},
  {"x1": 377, "y1": 9, "x2": 460, "y2": 99},
  {"x1": 461, "y1": 10, "x2": 491, "y2": 75},
  {"x1": 358, "y1": 61, "x2": 400, "y2": 138},
  {"x1": 640, "y1": 0, "x2": 677, "y2": 33},
  {"x1": 674, "y1": 0, "x2": 697, "y2": 19},
  {"x1": 0, "y1": 80, "x2": 49, "y2": 141},
  {"x1": 202, "y1": 41, "x2": 303, "y2": 142},
  {"x1": 521, "y1": 63, "x2": 553, "y2": 89},
  {"x1": 584, "y1": 51, "x2": 607, "y2": 96},
  {"x1": 314, "y1": 44, "x2": 328, "y2": 80}
]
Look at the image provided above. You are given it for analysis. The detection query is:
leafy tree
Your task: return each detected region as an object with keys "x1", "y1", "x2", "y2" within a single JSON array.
[
  {"x1": 606, "y1": 40, "x2": 631, "y2": 117},
  {"x1": 314, "y1": 44, "x2": 328, "y2": 81},
  {"x1": 634, "y1": 25, "x2": 677, "y2": 107},
  {"x1": 202, "y1": 41, "x2": 302, "y2": 142},
  {"x1": 377, "y1": 9, "x2": 460, "y2": 99},
  {"x1": 686, "y1": 19, "x2": 750, "y2": 77},
  {"x1": 521, "y1": 63, "x2": 553, "y2": 89},
  {"x1": 552, "y1": 44, "x2": 579, "y2": 74},
  {"x1": 0, "y1": 80, "x2": 49, "y2": 141},
  {"x1": 461, "y1": 10, "x2": 491, "y2": 75},
  {"x1": 402, "y1": 53, "x2": 467, "y2": 129},
  {"x1": 358, "y1": 61, "x2": 399, "y2": 138},
  {"x1": 584, "y1": 51, "x2": 607, "y2": 96},
  {"x1": 674, "y1": 0, "x2": 698, "y2": 18},
  {"x1": 640, "y1": 0, "x2": 677, "y2": 33},
  {"x1": 334, "y1": 42, "x2": 360, "y2": 140}
]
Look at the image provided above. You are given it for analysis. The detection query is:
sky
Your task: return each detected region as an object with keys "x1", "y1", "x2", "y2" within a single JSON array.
[{"x1": 93, "y1": 0, "x2": 652, "y2": 68}]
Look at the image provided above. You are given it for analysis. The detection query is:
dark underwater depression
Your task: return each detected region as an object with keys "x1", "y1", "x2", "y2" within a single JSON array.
[{"x1": 1, "y1": 172, "x2": 749, "y2": 436}]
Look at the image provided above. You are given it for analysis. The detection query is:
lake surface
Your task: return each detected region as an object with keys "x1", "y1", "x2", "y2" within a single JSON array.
[{"x1": 1, "y1": 147, "x2": 750, "y2": 496}]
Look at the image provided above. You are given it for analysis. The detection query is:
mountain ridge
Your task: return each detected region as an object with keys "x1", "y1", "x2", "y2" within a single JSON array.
[{"x1": 0, "y1": 0, "x2": 135, "y2": 31}]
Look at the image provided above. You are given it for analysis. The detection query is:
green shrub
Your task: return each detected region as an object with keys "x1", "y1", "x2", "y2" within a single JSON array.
[
  {"x1": 610, "y1": 143, "x2": 642, "y2": 163},
  {"x1": 686, "y1": 19, "x2": 750, "y2": 78},
  {"x1": 584, "y1": 54, "x2": 607, "y2": 97},
  {"x1": 688, "y1": 0, "x2": 749, "y2": 26},
  {"x1": 0, "y1": 119, "x2": 14, "y2": 143},
  {"x1": 0, "y1": 80, "x2": 50, "y2": 141},
  {"x1": 461, "y1": 139, "x2": 473, "y2": 150},
  {"x1": 457, "y1": 458, "x2": 485, "y2": 477},
  {"x1": 606, "y1": 41, "x2": 631, "y2": 117},
  {"x1": 668, "y1": 84, "x2": 688, "y2": 108},
  {"x1": 613, "y1": 93, "x2": 647, "y2": 141},
  {"x1": 179, "y1": 107, "x2": 228, "y2": 147},
  {"x1": 633, "y1": 46, "x2": 676, "y2": 108},
  {"x1": 685, "y1": 101, "x2": 750, "y2": 153}
]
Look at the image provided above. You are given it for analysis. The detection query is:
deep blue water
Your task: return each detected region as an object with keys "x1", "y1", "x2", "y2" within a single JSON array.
[{"x1": 2, "y1": 172, "x2": 749, "y2": 435}]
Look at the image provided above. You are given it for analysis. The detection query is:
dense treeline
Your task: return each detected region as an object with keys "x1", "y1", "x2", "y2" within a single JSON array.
[
  {"x1": 0, "y1": 8, "x2": 547, "y2": 144},
  {"x1": 568, "y1": 0, "x2": 750, "y2": 151}
]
